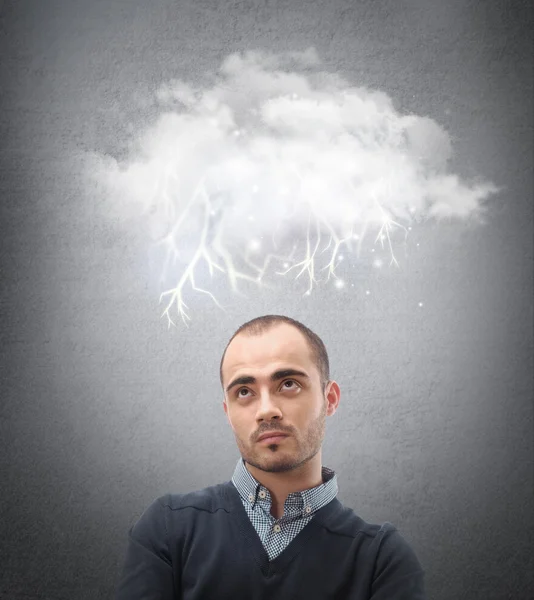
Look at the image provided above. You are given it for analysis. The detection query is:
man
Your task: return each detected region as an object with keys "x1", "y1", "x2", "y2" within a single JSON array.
[{"x1": 116, "y1": 315, "x2": 426, "y2": 599}]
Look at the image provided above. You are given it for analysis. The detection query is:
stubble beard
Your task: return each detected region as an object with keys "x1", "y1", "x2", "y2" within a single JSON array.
[{"x1": 238, "y1": 400, "x2": 328, "y2": 474}]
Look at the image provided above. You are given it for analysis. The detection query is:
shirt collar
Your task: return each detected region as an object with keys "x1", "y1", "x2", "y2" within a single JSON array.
[{"x1": 231, "y1": 456, "x2": 338, "y2": 514}]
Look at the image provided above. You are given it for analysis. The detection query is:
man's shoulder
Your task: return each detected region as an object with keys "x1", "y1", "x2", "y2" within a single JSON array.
[
  {"x1": 155, "y1": 481, "x2": 231, "y2": 514},
  {"x1": 322, "y1": 499, "x2": 399, "y2": 542}
]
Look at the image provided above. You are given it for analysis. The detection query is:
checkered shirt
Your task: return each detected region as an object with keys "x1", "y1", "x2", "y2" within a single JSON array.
[{"x1": 231, "y1": 456, "x2": 339, "y2": 561}]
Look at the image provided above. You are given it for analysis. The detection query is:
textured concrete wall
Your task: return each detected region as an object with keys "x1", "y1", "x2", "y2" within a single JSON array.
[{"x1": 0, "y1": 0, "x2": 532, "y2": 598}]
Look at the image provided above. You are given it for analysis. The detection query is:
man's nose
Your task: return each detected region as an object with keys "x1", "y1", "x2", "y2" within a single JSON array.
[{"x1": 256, "y1": 391, "x2": 282, "y2": 419}]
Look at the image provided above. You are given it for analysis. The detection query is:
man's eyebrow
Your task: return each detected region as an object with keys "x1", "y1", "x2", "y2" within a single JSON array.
[{"x1": 225, "y1": 369, "x2": 310, "y2": 395}]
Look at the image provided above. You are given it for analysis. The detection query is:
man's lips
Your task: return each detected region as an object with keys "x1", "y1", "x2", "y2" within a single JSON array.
[{"x1": 257, "y1": 432, "x2": 289, "y2": 442}]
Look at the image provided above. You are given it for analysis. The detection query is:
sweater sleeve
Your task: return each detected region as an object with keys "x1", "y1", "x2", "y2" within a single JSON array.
[
  {"x1": 115, "y1": 495, "x2": 177, "y2": 600},
  {"x1": 369, "y1": 523, "x2": 427, "y2": 600}
]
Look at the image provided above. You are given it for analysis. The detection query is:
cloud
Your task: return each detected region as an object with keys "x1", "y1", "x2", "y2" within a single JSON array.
[{"x1": 85, "y1": 48, "x2": 499, "y2": 324}]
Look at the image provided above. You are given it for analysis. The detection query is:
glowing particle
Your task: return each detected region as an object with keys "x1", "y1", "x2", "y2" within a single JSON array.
[
  {"x1": 365, "y1": 290, "x2": 370, "y2": 295},
  {"x1": 418, "y1": 302, "x2": 423, "y2": 307},
  {"x1": 353, "y1": 234, "x2": 360, "y2": 240},
  {"x1": 408, "y1": 226, "x2": 412, "y2": 231},
  {"x1": 371, "y1": 248, "x2": 375, "y2": 253},
  {"x1": 372, "y1": 258, "x2": 383, "y2": 268},
  {"x1": 248, "y1": 239, "x2": 261, "y2": 251},
  {"x1": 338, "y1": 255, "x2": 344, "y2": 261},
  {"x1": 291, "y1": 93, "x2": 299, "y2": 100},
  {"x1": 283, "y1": 262, "x2": 289, "y2": 268},
  {"x1": 335, "y1": 279, "x2": 345, "y2": 289},
  {"x1": 409, "y1": 206, "x2": 416, "y2": 213},
  {"x1": 416, "y1": 243, "x2": 420, "y2": 247},
  {"x1": 233, "y1": 130, "x2": 241, "y2": 136}
]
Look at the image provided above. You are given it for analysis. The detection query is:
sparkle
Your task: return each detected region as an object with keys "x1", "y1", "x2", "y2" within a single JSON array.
[
  {"x1": 372, "y1": 258, "x2": 383, "y2": 268},
  {"x1": 335, "y1": 279, "x2": 345, "y2": 289},
  {"x1": 418, "y1": 301, "x2": 423, "y2": 307},
  {"x1": 365, "y1": 290, "x2": 370, "y2": 295}
]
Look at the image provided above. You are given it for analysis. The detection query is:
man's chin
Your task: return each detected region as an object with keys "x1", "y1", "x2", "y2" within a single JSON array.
[{"x1": 247, "y1": 454, "x2": 300, "y2": 474}]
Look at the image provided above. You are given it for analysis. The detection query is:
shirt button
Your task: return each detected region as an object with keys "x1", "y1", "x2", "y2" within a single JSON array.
[
  {"x1": 304, "y1": 506, "x2": 312, "y2": 514},
  {"x1": 248, "y1": 494, "x2": 254, "y2": 503},
  {"x1": 259, "y1": 490, "x2": 266, "y2": 499},
  {"x1": 273, "y1": 524, "x2": 281, "y2": 533}
]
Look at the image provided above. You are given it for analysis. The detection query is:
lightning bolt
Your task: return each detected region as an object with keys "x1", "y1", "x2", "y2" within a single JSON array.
[{"x1": 153, "y1": 163, "x2": 412, "y2": 327}]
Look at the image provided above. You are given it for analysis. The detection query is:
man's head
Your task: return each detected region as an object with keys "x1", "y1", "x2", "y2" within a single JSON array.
[{"x1": 220, "y1": 315, "x2": 341, "y2": 474}]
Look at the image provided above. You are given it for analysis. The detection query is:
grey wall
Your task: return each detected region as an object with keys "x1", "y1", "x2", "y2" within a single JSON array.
[{"x1": 1, "y1": 0, "x2": 532, "y2": 598}]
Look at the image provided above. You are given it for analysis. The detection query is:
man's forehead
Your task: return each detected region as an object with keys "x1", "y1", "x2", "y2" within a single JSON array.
[{"x1": 223, "y1": 325, "x2": 312, "y2": 373}]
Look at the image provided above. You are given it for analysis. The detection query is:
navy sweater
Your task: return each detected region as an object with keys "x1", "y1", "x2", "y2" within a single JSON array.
[{"x1": 116, "y1": 480, "x2": 426, "y2": 599}]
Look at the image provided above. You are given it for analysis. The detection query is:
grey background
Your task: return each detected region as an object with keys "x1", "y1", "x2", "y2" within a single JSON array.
[{"x1": 0, "y1": 0, "x2": 532, "y2": 598}]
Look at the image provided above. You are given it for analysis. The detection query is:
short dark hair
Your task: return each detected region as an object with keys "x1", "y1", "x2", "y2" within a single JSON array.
[{"x1": 219, "y1": 315, "x2": 330, "y2": 393}]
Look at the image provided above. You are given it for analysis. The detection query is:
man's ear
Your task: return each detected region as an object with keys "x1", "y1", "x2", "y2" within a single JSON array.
[{"x1": 325, "y1": 380, "x2": 341, "y2": 415}]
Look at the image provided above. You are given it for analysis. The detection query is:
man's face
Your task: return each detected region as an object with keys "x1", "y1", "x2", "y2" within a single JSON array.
[{"x1": 222, "y1": 323, "x2": 335, "y2": 474}]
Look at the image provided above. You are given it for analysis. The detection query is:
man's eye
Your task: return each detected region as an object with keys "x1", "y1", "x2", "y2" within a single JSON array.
[{"x1": 236, "y1": 380, "x2": 299, "y2": 398}]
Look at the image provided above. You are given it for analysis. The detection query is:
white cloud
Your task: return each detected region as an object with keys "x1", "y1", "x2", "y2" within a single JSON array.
[{"x1": 85, "y1": 48, "x2": 499, "y2": 323}]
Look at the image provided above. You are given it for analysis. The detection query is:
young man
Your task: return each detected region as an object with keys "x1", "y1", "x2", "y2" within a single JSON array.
[{"x1": 116, "y1": 315, "x2": 427, "y2": 599}]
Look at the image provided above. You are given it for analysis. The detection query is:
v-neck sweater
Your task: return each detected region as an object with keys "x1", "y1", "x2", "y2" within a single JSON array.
[{"x1": 116, "y1": 480, "x2": 426, "y2": 599}]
